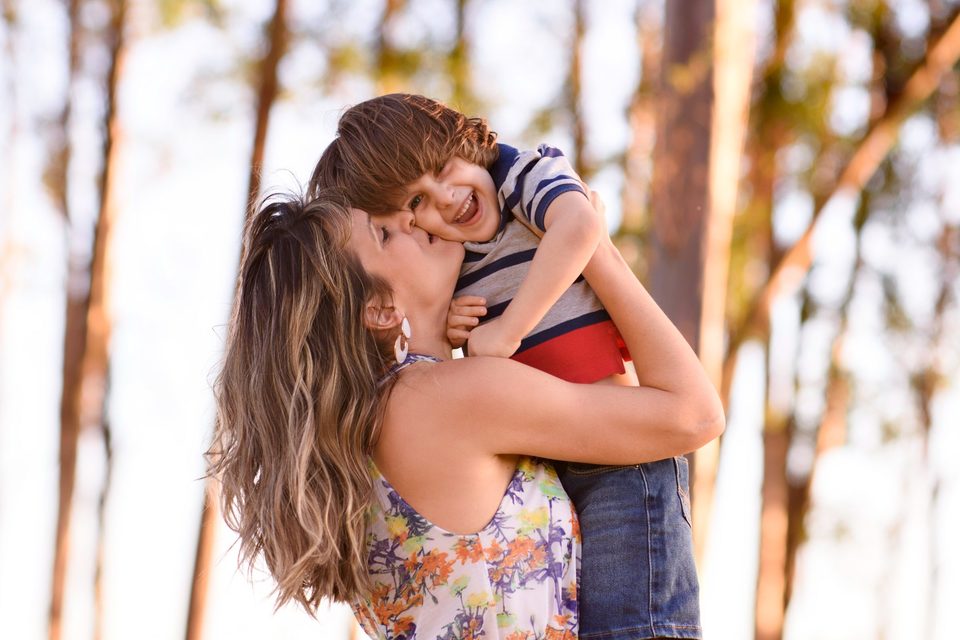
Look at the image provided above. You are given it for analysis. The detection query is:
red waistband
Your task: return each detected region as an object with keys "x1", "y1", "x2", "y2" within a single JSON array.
[{"x1": 511, "y1": 320, "x2": 632, "y2": 384}]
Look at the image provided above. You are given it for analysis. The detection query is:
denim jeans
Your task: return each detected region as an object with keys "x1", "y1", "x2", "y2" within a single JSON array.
[{"x1": 557, "y1": 457, "x2": 701, "y2": 639}]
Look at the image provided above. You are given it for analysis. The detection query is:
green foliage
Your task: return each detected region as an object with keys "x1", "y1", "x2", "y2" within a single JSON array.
[{"x1": 157, "y1": 0, "x2": 225, "y2": 29}]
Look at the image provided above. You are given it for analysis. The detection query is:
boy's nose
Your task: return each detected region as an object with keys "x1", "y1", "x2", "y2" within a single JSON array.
[
  {"x1": 432, "y1": 183, "x2": 456, "y2": 208},
  {"x1": 398, "y1": 209, "x2": 416, "y2": 232}
]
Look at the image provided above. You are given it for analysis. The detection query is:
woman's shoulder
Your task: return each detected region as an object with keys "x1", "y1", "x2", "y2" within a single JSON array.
[{"x1": 397, "y1": 355, "x2": 556, "y2": 403}]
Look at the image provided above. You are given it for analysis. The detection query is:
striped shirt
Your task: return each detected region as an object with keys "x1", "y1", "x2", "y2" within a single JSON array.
[{"x1": 456, "y1": 143, "x2": 628, "y2": 383}]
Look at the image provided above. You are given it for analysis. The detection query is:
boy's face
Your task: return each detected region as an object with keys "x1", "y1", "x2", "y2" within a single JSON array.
[{"x1": 400, "y1": 156, "x2": 500, "y2": 243}]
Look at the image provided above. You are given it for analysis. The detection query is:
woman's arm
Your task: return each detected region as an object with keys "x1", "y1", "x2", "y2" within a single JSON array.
[{"x1": 423, "y1": 241, "x2": 724, "y2": 465}]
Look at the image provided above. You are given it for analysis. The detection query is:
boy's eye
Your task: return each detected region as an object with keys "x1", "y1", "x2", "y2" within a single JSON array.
[{"x1": 409, "y1": 194, "x2": 423, "y2": 210}]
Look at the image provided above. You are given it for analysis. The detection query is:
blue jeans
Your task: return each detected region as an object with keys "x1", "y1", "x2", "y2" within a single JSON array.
[{"x1": 557, "y1": 457, "x2": 701, "y2": 639}]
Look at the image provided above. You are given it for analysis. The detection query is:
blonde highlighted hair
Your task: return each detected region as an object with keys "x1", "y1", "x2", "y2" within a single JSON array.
[
  {"x1": 209, "y1": 192, "x2": 396, "y2": 610},
  {"x1": 310, "y1": 93, "x2": 499, "y2": 215}
]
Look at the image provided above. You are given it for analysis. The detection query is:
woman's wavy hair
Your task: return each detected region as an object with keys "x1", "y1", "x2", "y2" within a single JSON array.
[
  {"x1": 208, "y1": 191, "x2": 397, "y2": 611},
  {"x1": 309, "y1": 93, "x2": 499, "y2": 215}
]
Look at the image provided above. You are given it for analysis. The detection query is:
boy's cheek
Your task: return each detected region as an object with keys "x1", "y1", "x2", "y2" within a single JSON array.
[{"x1": 416, "y1": 219, "x2": 465, "y2": 243}]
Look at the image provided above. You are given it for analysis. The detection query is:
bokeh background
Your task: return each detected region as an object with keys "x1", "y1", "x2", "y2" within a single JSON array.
[{"x1": 2, "y1": 0, "x2": 959, "y2": 638}]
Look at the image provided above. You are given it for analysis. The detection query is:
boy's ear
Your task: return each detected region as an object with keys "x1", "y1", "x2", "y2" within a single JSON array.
[{"x1": 363, "y1": 302, "x2": 403, "y2": 332}]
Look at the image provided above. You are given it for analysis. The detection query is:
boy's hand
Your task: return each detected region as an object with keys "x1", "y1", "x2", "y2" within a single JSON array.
[
  {"x1": 447, "y1": 296, "x2": 487, "y2": 348},
  {"x1": 465, "y1": 317, "x2": 522, "y2": 358}
]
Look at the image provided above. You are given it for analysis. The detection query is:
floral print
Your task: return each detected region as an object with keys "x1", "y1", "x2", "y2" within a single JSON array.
[{"x1": 353, "y1": 457, "x2": 580, "y2": 640}]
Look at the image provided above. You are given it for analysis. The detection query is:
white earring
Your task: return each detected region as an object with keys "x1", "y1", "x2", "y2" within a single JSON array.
[{"x1": 394, "y1": 317, "x2": 412, "y2": 364}]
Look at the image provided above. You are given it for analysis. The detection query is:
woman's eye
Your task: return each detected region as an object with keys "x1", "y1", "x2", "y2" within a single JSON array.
[
  {"x1": 409, "y1": 195, "x2": 423, "y2": 210},
  {"x1": 380, "y1": 226, "x2": 390, "y2": 243}
]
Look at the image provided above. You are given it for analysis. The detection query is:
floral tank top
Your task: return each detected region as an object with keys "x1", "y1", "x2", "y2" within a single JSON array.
[{"x1": 353, "y1": 356, "x2": 580, "y2": 639}]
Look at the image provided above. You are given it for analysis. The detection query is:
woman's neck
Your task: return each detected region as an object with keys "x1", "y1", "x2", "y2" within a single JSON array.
[{"x1": 404, "y1": 312, "x2": 454, "y2": 362}]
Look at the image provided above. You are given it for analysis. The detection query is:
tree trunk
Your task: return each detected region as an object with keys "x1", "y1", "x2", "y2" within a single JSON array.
[
  {"x1": 619, "y1": 2, "x2": 660, "y2": 239},
  {"x1": 782, "y1": 192, "x2": 873, "y2": 608},
  {"x1": 755, "y1": 423, "x2": 790, "y2": 640},
  {"x1": 46, "y1": 0, "x2": 82, "y2": 630},
  {"x1": 913, "y1": 223, "x2": 955, "y2": 637},
  {"x1": 185, "y1": 2, "x2": 289, "y2": 638},
  {"x1": 648, "y1": 0, "x2": 714, "y2": 352},
  {"x1": 93, "y1": 416, "x2": 114, "y2": 640},
  {"x1": 647, "y1": 0, "x2": 714, "y2": 544},
  {"x1": 567, "y1": 0, "x2": 588, "y2": 179},
  {"x1": 374, "y1": 0, "x2": 405, "y2": 94},
  {"x1": 245, "y1": 0, "x2": 289, "y2": 210},
  {"x1": 689, "y1": 0, "x2": 759, "y2": 560},
  {"x1": 50, "y1": 0, "x2": 127, "y2": 637},
  {"x1": 448, "y1": 0, "x2": 476, "y2": 113}
]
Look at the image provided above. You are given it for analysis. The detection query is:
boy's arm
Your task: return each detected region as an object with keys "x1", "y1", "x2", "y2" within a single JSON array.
[{"x1": 466, "y1": 191, "x2": 602, "y2": 357}]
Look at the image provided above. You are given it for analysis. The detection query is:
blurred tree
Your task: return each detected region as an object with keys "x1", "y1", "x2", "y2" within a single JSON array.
[
  {"x1": 48, "y1": 0, "x2": 83, "y2": 629},
  {"x1": 0, "y1": 0, "x2": 19, "y2": 336},
  {"x1": 747, "y1": 6, "x2": 960, "y2": 638},
  {"x1": 647, "y1": 0, "x2": 713, "y2": 357},
  {"x1": 619, "y1": 0, "x2": 660, "y2": 242},
  {"x1": 245, "y1": 0, "x2": 289, "y2": 207},
  {"x1": 375, "y1": 0, "x2": 413, "y2": 93},
  {"x1": 49, "y1": 1, "x2": 128, "y2": 639},
  {"x1": 185, "y1": 2, "x2": 289, "y2": 638},
  {"x1": 646, "y1": 0, "x2": 714, "y2": 533},
  {"x1": 447, "y1": 0, "x2": 478, "y2": 113},
  {"x1": 732, "y1": 9, "x2": 960, "y2": 364},
  {"x1": 690, "y1": 0, "x2": 759, "y2": 560},
  {"x1": 567, "y1": 0, "x2": 587, "y2": 179}
]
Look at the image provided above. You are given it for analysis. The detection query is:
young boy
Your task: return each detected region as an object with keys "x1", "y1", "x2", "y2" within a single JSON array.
[{"x1": 311, "y1": 93, "x2": 702, "y2": 640}]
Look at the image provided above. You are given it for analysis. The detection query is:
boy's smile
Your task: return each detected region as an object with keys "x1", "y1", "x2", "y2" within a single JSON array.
[{"x1": 403, "y1": 156, "x2": 501, "y2": 243}]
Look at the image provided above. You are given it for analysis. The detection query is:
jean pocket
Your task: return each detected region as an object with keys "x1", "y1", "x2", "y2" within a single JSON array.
[
  {"x1": 674, "y1": 455, "x2": 693, "y2": 527},
  {"x1": 564, "y1": 463, "x2": 634, "y2": 477}
]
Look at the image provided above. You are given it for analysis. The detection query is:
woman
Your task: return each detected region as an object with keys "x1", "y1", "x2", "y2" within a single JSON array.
[{"x1": 209, "y1": 190, "x2": 723, "y2": 639}]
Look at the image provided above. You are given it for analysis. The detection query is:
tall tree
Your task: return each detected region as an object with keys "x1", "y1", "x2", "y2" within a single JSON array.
[
  {"x1": 567, "y1": 0, "x2": 588, "y2": 179},
  {"x1": 719, "y1": 9, "x2": 960, "y2": 424},
  {"x1": 1, "y1": 0, "x2": 25, "y2": 372},
  {"x1": 647, "y1": 0, "x2": 714, "y2": 348},
  {"x1": 646, "y1": 0, "x2": 714, "y2": 518},
  {"x1": 689, "y1": 0, "x2": 759, "y2": 559},
  {"x1": 447, "y1": 0, "x2": 477, "y2": 113},
  {"x1": 90, "y1": 3, "x2": 127, "y2": 638},
  {"x1": 619, "y1": 1, "x2": 660, "y2": 240},
  {"x1": 750, "y1": 10, "x2": 960, "y2": 639},
  {"x1": 374, "y1": 0, "x2": 406, "y2": 93},
  {"x1": 49, "y1": 1, "x2": 128, "y2": 638},
  {"x1": 185, "y1": 2, "x2": 289, "y2": 637}
]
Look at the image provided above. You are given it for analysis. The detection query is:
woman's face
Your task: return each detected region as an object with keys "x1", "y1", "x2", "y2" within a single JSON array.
[{"x1": 347, "y1": 208, "x2": 464, "y2": 312}]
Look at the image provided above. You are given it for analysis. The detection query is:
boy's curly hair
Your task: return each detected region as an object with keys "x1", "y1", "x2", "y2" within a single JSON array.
[{"x1": 310, "y1": 94, "x2": 499, "y2": 215}]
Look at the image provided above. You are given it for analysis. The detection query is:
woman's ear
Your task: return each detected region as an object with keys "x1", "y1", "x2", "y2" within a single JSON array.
[{"x1": 362, "y1": 302, "x2": 403, "y2": 332}]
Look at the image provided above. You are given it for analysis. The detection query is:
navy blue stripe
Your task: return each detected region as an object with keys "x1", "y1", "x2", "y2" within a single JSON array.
[
  {"x1": 533, "y1": 183, "x2": 586, "y2": 231},
  {"x1": 515, "y1": 309, "x2": 611, "y2": 353},
  {"x1": 538, "y1": 144, "x2": 566, "y2": 159},
  {"x1": 462, "y1": 249, "x2": 486, "y2": 263},
  {"x1": 482, "y1": 300, "x2": 510, "y2": 320},
  {"x1": 503, "y1": 156, "x2": 539, "y2": 218},
  {"x1": 477, "y1": 278, "x2": 588, "y2": 323},
  {"x1": 455, "y1": 248, "x2": 537, "y2": 290},
  {"x1": 496, "y1": 202, "x2": 512, "y2": 233},
  {"x1": 490, "y1": 144, "x2": 519, "y2": 190}
]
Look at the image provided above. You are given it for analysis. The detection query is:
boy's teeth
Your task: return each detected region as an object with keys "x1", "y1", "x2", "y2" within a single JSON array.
[{"x1": 454, "y1": 193, "x2": 473, "y2": 223}]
